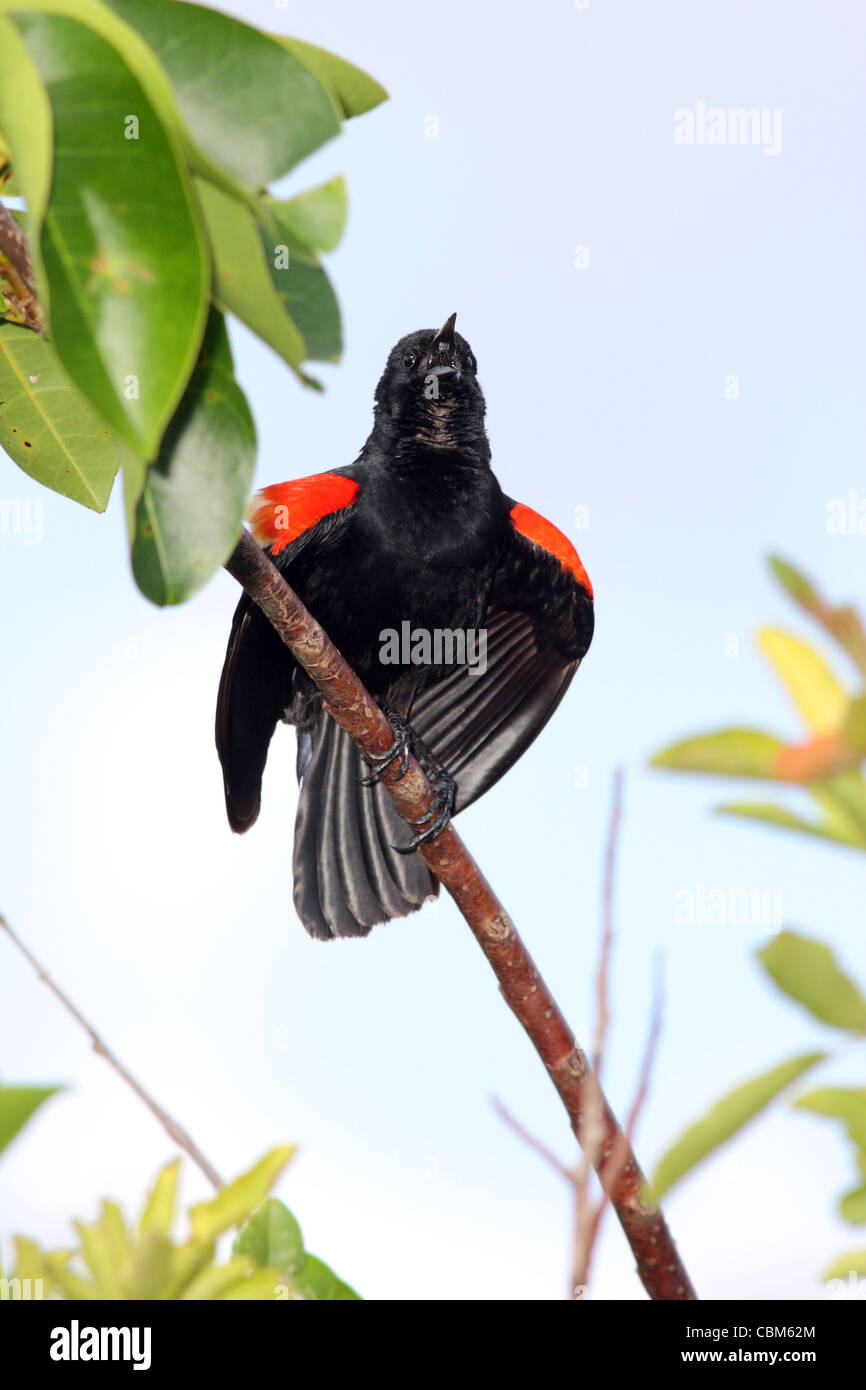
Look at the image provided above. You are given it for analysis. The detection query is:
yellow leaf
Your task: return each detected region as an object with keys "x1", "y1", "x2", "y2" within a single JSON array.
[
  {"x1": 180, "y1": 1255, "x2": 254, "y2": 1301},
  {"x1": 139, "y1": 1159, "x2": 180, "y2": 1239},
  {"x1": 757, "y1": 627, "x2": 848, "y2": 734},
  {"x1": 188, "y1": 1146, "x2": 295, "y2": 1243},
  {"x1": 216, "y1": 1267, "x2": 286, "y2": 1300}
]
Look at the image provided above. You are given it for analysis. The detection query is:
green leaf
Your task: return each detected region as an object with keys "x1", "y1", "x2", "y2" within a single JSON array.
[
  {"x1": 290, "y1": 1254, "x2": 360, "y2": 1301},
  {"x1": 277, "y1": 37, "x2": 388, "y2": 119},
  {"x1": 0, "y1": 12, "x2": 52, "y2": 296},
  {"x1": 757, "y1": 627, "x2": 848, "y2": 734},
  {"x1": 188, "y1": 1147, "x2": 295, "y2": 1243},
  {"x1": 842, "y1": 695, "x2": 866, "y2": 757},
  {"x1": 233, "y1": 1198, "x2": 304, "y2": 1277},
  {"x1": 758, "y1": 931, "x2": 866, "y2": 1030},
  {"x1": 128, "y1": 309, "x2": 255, "y2": 605},
  {"x1": 8, "y1": 0, "x2": 193, "y2": 137},
  {"x1": 650, "y1": 1053, "x2": 825, "y2": 1200},
  {"x1": 813, "y1": 773, "x2": 866, "y2": 842},
  {"x1": 14, "y1": 10, "x2": 209, "y2": 459},
  {"x1": 824, "y1": 1250, "x2": 866, "y2": 1280},
  {"x1": 139, "y1": 1158, "x2": 181, "y2": 1239},
  {"x1": 0, "y1": 1084, "x2": 60, "y2": 1156},
  {"x1": 0, "y1": 322, "x2": 119, "y2": 510},
  {"x1": 795, "y1": 1088, "x2": 866, "y2": 1147},
  {"x1": 767, "y1": 554, "x2": 866, "y2": 678},
  {"x1": 794, "y1": 1088, "x2": 866, "y2": 1217},
  {"x1": 263, "y1": 238, "x2": 341, "y2": 362},
  {"x1": 768, "y1": 554, "x2": 820, "y2": 609},
  {"x1": 105, "y1": 0, "x2": 341, "y2": 188},
  {"x1": 195, "y1": 178, "x2": 307, "y2": 373},
  {"x1": 839, "y1": 1185, "x2": 866, "y2": 1225},
  {"x1": 266, "y1": 178, "x2": 347, "y2": 257},
  {"x1": 260, "y1": 189, "x2": 343, "y2": 361},
  {"x1": 651, "y1": 727, "x2": 786, "y2": 778},
  {"x1": 716, "y1": 797, "x2": 866, "y2": 850}
]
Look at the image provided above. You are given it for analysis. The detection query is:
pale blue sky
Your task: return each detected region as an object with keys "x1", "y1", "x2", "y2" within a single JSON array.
[{"x1": 1, "y1": 0, "x2": 864, "y2": 1299}]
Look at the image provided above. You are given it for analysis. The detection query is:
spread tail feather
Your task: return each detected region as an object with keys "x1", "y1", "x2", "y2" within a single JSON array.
[{"x1": 293, "y1": 714, "x2": 438, "y2": 940}]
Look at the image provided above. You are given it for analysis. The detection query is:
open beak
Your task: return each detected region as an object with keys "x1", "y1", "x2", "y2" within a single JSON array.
[{"x1": 425, "y1": 312, "x2": 459, "y2": 376}]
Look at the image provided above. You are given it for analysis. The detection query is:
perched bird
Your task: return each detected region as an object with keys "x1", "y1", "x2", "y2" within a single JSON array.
[{"x1": 216, "y1": 315, "x2": 593, "y2": 939}]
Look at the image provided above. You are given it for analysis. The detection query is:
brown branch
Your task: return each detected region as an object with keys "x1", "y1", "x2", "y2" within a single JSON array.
[
  {"x1": 0, "y1": 913, "x2": 223, "y2": 1191},
  {"x1": 224, "y1": 528, "x2": 697, "y2": 1300},
  {"x1": 493, "y1": 962, "x2": 666, "y2": 1300},
  {"x1": 0, "y1": 203, "x2": 45, "y2": 334}
]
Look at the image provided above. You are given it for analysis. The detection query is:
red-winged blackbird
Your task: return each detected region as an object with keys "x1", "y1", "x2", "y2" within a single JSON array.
[{"x1": 216, "y1": 315, "x2": 593, "y2": 939}]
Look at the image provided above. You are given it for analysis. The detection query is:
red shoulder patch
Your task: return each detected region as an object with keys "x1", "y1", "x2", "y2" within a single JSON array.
[
  {"x1": 249, "y1": 473, "x2": 359, "y2": 555},
  {"x1": 510, "y1": 502, "x2": 593, "y2": 597}
]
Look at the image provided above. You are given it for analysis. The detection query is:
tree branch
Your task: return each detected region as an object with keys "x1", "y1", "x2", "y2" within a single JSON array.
[
  {"x1": 0, "y1": 203, "x2": 45, "y2": 334},
  {"x1": 224, "y1": 528, "x2": 697, "y2": 1300}
]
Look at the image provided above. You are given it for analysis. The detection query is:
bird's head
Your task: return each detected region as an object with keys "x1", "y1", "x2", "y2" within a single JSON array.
[{"x1": 372, "y1": 314, "x2": 488, "y2": 456}]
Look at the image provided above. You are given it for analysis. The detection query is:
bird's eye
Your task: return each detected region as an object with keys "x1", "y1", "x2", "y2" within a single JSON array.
[{"x1": 403, "y1": 352, "x2": 417, "y2": 369}]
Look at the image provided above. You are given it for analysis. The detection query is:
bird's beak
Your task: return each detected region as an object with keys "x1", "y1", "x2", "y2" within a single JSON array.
[{"x1": 425, "y1": 312, "x2": 459, "y2": 376}]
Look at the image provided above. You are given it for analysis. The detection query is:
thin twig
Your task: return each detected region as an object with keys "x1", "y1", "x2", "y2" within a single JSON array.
[
  {"x1": 575, "y1": 957, "x2": 666, "y2": 1290},
  {"x1": 571, "y1": 766, "x2": 625, "y2": 1293},
  {"x1": 626, "y1": 957, "x2": 665, "y2": 1145},
  {"x1": 593, "y1": 767, "x2": 623, "y2": 1080},
  {"x1": 224, "y1": 529, "x2": 696, "y2": 1300},
  {"x1": 0, "y1": 914, "x2": 222, "y2": 1191},
  {"x1": 572, "y1": 768, "x2": 626, "y2": 1295},
  {"x1": 491, "y1": 1097, "x2": 575, "y2": 1186}
]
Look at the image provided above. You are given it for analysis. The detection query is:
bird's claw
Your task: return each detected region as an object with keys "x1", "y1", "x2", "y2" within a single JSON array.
[
  {"x1": 360, "y1": 705, "x2": 412, "y2": 785},
  {"x1": 395, "y1": 770, "x2": 456, "y2": 853}
]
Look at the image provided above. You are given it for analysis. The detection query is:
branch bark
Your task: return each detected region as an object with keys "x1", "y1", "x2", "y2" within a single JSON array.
[
  {"x1": 0, "y1": 203, "x2": 45, "y2": 334},
  {"x1": 224, "y1": 528, "x2": 697, "y2": 1301}
]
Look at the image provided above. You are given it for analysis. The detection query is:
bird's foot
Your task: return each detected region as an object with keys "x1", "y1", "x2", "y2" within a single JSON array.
[
  {"x1": 360, "y1": 703, "x2": 412, "y2": 784},
  {"x1": 395, "y1": 767, "x2": 457, "y2": 852}
]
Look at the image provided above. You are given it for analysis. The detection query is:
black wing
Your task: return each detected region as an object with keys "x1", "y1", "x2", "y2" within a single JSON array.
[
  {"x1": 215, "y1": 474, "x2": 359, "y2": 833},
  {"x1": 407, "y1": 498, "x2": 594, "y2": 813}
]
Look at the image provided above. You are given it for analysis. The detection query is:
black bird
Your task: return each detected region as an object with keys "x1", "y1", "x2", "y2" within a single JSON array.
[{"x1": 216, "y1": 315, "x2": 594, "y2": 939}]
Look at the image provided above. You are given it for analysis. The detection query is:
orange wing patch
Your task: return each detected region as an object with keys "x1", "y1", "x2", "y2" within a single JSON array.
[
  {"x1": 249, "y1": 473, "x2": 359, "y2": 555},
  {"x1": 510, "y1": 502, "x2": 593, "y2": 597}
]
